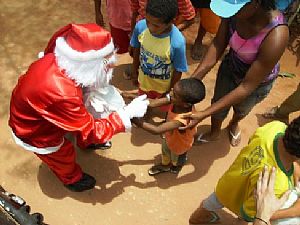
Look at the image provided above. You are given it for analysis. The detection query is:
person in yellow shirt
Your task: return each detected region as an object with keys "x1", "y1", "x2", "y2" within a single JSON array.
[{"x1": 189, "y1": 117, "x2": 300, "y2": 224}]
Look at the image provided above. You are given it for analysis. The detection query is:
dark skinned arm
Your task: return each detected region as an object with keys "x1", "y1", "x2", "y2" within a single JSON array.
[
  {"x1": 130, "y1": 11, "x2": 139, "y2": 36},
  {"x1": 131, "y1": 47, "x2": 140, "y2": 86},
  {"x1": 132, "y1": 118, "x2": 183, "y2": 135},
  {"x1": 94, "y1": 0, "x2": 105, "y2": 27},
  {"x1": 169, "y1": 70, "x2": 182, "y2": 92},
  {"x1": 192, "y1": 18, "x2": 230, "y2": 80},
  {"x1": 120, "y1": 91, "x2": 170, "y2": 107},
  {"x1": 148, "y1": 97, "x2": 170, "y2": 108}
]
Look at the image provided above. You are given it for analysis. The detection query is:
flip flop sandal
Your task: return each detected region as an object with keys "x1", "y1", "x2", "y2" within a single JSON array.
[
  {"x1": 189, "y1": 211, "x2": 220, "y2": 225},
  {"x1": 194, "y1": 133, "x2": 210, "y2": 144},
  {"x1": 148, "y1": 164, "x2": 170, "y2": 176},
  {"x1": 207, "y1": 211, "x2": 220, "y2": 224},
  {"x1": 229, "y1": 130, "x2": 241, "y2": 147}
]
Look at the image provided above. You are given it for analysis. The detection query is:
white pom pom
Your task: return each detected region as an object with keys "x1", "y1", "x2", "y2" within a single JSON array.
[{"x1": 38, "y1": 52, "x2": 44, "y2": 58}]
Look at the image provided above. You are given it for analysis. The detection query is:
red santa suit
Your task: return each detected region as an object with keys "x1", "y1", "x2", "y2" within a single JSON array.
[{"x1": 9, "y1": 24, "x2": 148, "y2": 188}]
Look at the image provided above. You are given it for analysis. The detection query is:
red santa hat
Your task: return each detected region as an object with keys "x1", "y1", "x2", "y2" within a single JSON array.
[{"x1": 41, "y1": 23, "x2": 114, "y2": 61}]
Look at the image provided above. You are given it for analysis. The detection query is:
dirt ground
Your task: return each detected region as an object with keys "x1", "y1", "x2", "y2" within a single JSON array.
[{"x1": 0, "y1": 1, "x2": 299, "y2": 225}]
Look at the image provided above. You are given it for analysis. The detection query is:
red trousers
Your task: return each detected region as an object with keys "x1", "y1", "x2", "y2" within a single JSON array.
[
  {"x1": 35, "y1": 138, "x2": 82, "y2": 185},
  {"x1": 109, "y1": 24, "x2": 130, "y2": 54}
]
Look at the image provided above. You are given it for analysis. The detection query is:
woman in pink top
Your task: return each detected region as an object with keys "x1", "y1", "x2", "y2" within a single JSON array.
[
  {"x1": 183, "y1": 0, "x2": 289, "y2": 147},
  {"x1": 94, "y1": 0, "x2": 132, "y2": 54}
]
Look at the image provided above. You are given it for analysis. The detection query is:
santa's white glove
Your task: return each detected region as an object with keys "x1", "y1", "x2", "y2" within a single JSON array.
[
  {"x1": 124, "y1": 94, "x2": 149, "y2": 118},
  {"x1": 117, "y1": 95, "x2": 149, "y2": 131}
]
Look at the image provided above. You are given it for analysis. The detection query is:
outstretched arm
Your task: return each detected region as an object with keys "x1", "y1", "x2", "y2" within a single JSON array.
[
  {"x1": 192, "y1": 18, "x2": 229, "y2": 80},
  {"x1": 132, "y1": 118, "x2": 183, "y2": 135},
  {"x1": 94, "y1": 0, "x2": 105, "y2": 27}
]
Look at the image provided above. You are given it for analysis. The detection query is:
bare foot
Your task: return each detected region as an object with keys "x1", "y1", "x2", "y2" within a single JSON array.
[
  {"x1": 262, "y1": 106, "x2": 288, "y2": 123},
  {"x1": 228, "y1": 122, "x2": 241, "y2": 147},
  {"x1": 194, "y1": 131, "x2": 220, "y2": 144}
]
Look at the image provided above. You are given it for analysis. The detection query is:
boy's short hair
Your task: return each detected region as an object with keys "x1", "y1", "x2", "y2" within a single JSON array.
[
  {"x1": 177, "y1": 78, "x2": 206, "y2": 105},
  {"x1": 146, "y1": 0, "x2": 178, "y2": 24},
  {"x1": 283, "y1": 116, "x2": 300, "y2": 158}
]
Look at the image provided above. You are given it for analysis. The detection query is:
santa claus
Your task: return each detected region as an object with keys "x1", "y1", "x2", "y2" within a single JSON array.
[{"x1": 9, "y1": 24, "x2": 149, "y2": 192}]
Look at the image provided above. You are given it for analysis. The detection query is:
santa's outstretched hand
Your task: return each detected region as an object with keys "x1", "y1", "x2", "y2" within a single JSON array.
[
  {"x1": 124, "y1": 94, "x2": 149, "y2": 118},
  {"x1": 117, "y1": 94, "x2": 149, "y2": 131}
]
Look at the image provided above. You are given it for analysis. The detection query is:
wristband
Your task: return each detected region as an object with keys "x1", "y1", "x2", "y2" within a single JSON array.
[
  {"x1": 254, "y1": 217, "x2": 268, "y2": 225},
  {"x1": 165, "y1": 93, "x2": 171, "y2": 102}
]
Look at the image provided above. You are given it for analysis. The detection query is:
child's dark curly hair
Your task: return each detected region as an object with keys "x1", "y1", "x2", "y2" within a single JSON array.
[
  {"x1": 177, "y1": 78, "x2": 206, "y2": 105},
  {"x1": 146, "y1": 0, "x2": 178, "y2": 24},
  {"x1": 283, "y1": 116, "x2": 300, "y2": 158}
]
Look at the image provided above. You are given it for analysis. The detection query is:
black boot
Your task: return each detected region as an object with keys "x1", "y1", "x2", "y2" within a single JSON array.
[
  {"x1": 65, "y1": 173, "x2": 96, "y2": 192},
  {"x1": 87, "y1": 141, "x2": 112, "y2": 150}
]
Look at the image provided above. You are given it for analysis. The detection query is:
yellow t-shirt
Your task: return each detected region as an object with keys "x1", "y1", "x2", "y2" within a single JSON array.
[
  {"x1": 215, "y1": 121, "x2": 294, "y2": 222},
  {"x1": 137, "y1": 29, "x2": 172, "y2": 94},
  {"x1": 130, "y1": 20, "x2": 188, "y2": 94}
]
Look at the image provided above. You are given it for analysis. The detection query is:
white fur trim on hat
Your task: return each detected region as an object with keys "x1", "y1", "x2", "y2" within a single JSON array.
[{"x1": 55, "y1": 37, "x2": 114, "y2": 62}]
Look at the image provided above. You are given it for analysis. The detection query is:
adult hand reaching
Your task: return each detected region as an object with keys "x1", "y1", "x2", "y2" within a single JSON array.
[
  {"x1": 179, "y1": 111, "x2": 207, "y2": 130},
  {"x1": 254, "y1": 167, "x2": 291, "y2": 225}
]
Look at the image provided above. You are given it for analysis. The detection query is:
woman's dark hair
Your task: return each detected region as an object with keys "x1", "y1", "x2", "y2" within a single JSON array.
[
  {"x1": 259, "y1": 0, "x2": 276, "y2": 11},
  {"x1": 283, "y1": 116, "x2": 300, "y2": 158},
  {"x1": 177, "y1": 78, "x2": 206, "y2": 105},
  {"x1": 145, "y1": 0, "x2": 178, "y2": 24}
]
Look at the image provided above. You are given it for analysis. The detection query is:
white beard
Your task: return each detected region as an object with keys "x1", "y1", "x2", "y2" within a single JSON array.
[{"x1": 54, "y1": 46, "x2": 116, "y2": 88}]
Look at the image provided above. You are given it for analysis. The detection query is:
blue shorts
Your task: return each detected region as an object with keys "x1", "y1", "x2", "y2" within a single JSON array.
[{"x1": 211, "y1": 60, "x2": 274, "y2": 120}]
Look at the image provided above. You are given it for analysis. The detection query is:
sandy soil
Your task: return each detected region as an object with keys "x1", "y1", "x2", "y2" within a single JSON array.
[{"x1": 0, "y1": 1, "x2": 299, "y2": 225}]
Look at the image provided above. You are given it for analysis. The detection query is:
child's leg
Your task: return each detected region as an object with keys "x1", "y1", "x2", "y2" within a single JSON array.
[
  {"x1": 192, "y1": 9, "x2": 207, "y2": 60},
  {"x1": 192, "y1": 8, "x2": 221, "y2": 60},
  {"x1": 170, "y1": 152, "x2": 184, "y2": 174},
  {"x1": 161, "y1": 140, "x2": 171, "y2": 166},
  {"x1": 148, "y1": 140, "x2": 171, "y2": 176}
]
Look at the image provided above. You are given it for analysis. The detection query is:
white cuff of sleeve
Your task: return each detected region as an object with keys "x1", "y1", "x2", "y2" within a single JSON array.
[
  {"x1": 38, "y1": 51, "x2": 44, "y2": 58},
  {"x1": 165, "y1": 93, "x2": 171, "y2": 102},
  {"x1": 117, "y1": 109, "x2": 132, "y2": 132}
]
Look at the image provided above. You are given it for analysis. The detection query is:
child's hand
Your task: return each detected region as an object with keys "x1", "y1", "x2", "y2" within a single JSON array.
[
  {"x1": 131, "y1": 117, "x2": 144, "y2": 127},
  {"x1": 121, "y1": 90, "x2": 139, "y2": 99}
]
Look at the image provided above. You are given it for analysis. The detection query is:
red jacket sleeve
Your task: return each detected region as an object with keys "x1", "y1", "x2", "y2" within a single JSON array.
[{"x1": 41, "y1": 98, "x2": 125, "y2": 146}]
